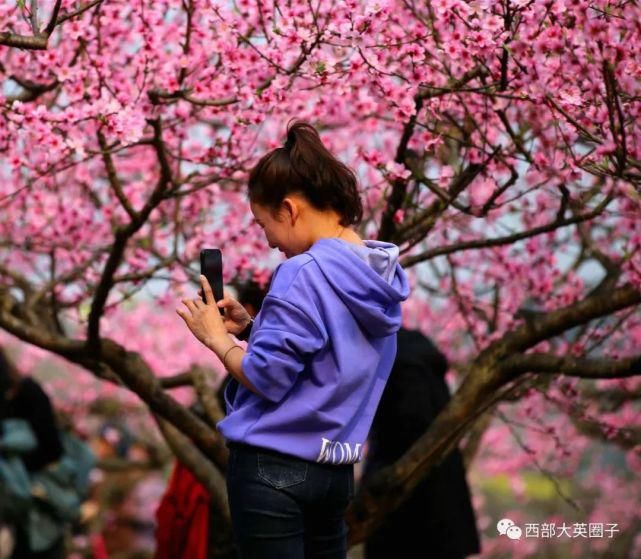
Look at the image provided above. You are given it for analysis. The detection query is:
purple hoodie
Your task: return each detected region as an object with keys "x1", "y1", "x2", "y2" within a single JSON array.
[{"x1": 217, "y1": 238, "x2": 410, "y2": 465}]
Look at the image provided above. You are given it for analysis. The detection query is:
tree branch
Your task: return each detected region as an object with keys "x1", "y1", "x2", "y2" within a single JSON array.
[
  {"x1": 190, "y1": 365, "x2": 226, "y2": 426},
  {"x1": 43, "y1": 0, "x2": 62, "y2": 36},
  {"x1": 500, "y1": 353, "x2": 641, "y2": 379},
  {"x1": 488, "y1": 284, "x2": 641, "y2": 361},
  {"x1": 400, "y1": 190, "x2": 613, "y2": 267},
  {"x1": 0, "y1": 0, "x2": 101, "y2": 50},
  {"x1": 87, "y1": 120, "x2": 173, "y2": 349},
  {"x1": 348, "y1": 281, "x2": 641, "y2": 543},
  {"x1": 30, "y1": 0, "x2": 40, "y2": 35},
  {"x1": 6, "y1": 75, "x2": 58, "y2": 102},
  {"x1": 160, "y1": 372, "x2": 194, "y2": 389},
  {"x1": 97, "y1": 130, "x2": 139, "y2": 221},
  {"x1": 0, "y1": 0, "x2": 61, "y2": 50},
  {"x1": 148, "y1": 88, "x2": 237, "y2": 107},
  {"x1": 377, "y1": 97, "x2": 425, "y2": 241},
  {"x1": 0, "y1": 294, "x2": 230, "y2": 469},
  {"x1": 56, "y1": 0, "x2": 104, "y2": 25},
  {"x1": 0, "y1": 31, "x2": 48, "y2": 49},
  {"x1": 396, "y1": 147, "x2": 500, "y2": 249}
]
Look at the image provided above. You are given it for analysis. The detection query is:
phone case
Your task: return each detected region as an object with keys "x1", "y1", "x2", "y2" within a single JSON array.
[{"x1": 200, "y1": 249, "x2": 224, "y2": 313}]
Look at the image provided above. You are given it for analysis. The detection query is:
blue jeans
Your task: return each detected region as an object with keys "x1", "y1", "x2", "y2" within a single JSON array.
[{"x1": 226, "y1": 442, "x2": 355, "y2": 559}]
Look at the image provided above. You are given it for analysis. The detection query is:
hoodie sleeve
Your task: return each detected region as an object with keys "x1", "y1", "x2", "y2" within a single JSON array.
[{"x1": 241, "y1": 295, "x2": 328, "y2": 403}]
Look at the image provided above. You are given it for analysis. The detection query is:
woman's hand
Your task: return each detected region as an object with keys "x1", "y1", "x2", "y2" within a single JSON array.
[
  {"x1": 217, "y1": 289, "x2": 252, "y2": 335},
  {"x1": 196, "y1": 287, "x2": 252, "y2": 335},
  {"x1": 177, "y1": 275, "x2": 230, "y2": 352}
]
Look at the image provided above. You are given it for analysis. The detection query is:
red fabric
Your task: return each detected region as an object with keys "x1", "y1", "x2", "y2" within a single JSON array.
[
  {"x1": 154, "y1": 461, "x2": 211, "y2": 559},
  {"x1": 90, "y1": 533, "x2": 109, "y2": 559}
]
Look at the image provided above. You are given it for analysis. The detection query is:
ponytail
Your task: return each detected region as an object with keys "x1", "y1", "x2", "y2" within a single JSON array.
[{"x1": 248, "y1": 120, "x2": 363, "y2": 226}]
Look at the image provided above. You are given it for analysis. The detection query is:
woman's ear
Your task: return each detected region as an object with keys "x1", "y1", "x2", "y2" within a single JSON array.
[{"x1": 281, "y1": 197, "x2": 301, "y2": 225}]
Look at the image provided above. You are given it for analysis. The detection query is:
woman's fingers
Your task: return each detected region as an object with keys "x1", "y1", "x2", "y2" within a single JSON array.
[
  {"x1": 217, "y1": 293, "x2": 239, "y2": 310},
  {"x1": 199, "y1": 275, "x2": 215, "y2": 305},
  {"x1": 176, "y1": 308, "x2": 190, "y2": 324},
  {"x1": 182, "y1": 298, "x2": 198, "y2": 314},
  {"x1": 221, "y1": 288, "x2": 242, "y2": 306}
]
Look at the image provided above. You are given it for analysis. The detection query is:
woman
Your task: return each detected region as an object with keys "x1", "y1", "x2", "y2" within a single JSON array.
[{"x1": 177, "y1": 120, "x2": 409, "y2": 559}]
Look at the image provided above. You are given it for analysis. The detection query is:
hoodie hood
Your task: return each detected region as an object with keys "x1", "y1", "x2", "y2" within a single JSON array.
[
  {"x1": 307, "y1": 238, "x2": 410, "y2": 337},
  {"x1": 217, "y1": 236, "x2": 411, "y2": 464}
]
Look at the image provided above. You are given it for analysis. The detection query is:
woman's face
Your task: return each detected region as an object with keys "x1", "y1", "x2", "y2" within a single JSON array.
[{"x1": 250, "y1": 200, "x2": 299, "y2": 258}]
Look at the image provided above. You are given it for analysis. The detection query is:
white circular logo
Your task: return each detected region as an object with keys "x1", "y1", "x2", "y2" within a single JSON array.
[{"x1": 496, "y1": 518, "x2": 515, "y2": 535}]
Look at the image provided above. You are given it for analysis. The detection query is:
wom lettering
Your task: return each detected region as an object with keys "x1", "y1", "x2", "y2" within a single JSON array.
[{"x1": 316, "y1": 438, "x2": 363, "y2": 464}]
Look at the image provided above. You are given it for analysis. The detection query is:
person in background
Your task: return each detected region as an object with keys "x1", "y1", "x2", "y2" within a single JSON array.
[
  {"x1": 154, "y1": 402, "x2": 216, "y2": 559},
  {"x1": 362, "y1": 328, "x2": 481, "y2": 559},
  {"x1": 87, "y1": 421, "x2": 164, "y2": 558},
  {"x1": 0, "y1": 348, "x2": 65, "y2": 559}
]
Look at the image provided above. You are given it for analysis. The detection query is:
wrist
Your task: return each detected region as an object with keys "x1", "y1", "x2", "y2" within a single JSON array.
[
  {"x1": 236, "y1": 318, "x2": 254, "y2": 341},
  {"x1": 207, "y1": 334, "x2": 233, "y2": 355},
  {"x1": 222, "y1": 343, "x2": 243, "y2": 371}
]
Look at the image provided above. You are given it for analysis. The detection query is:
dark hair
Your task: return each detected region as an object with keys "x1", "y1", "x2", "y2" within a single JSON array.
[
  {"x1": 237, "y1": 280, "x2": 269, "y2": 312},
  {"x1": 248, "y1": 120, "x2": 363, "y2": 226},
  {"x1": 0, "y1": 349, "x2": 15, "y2": 410}
]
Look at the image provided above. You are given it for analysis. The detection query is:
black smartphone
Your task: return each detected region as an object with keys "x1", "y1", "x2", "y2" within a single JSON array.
[{"x1": 200, "y1": 248, "x2": 224, "y2": 313}]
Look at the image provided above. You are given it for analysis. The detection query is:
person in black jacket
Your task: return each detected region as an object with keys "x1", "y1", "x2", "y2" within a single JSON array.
[
  {"x1": 362, "y1": 328, "x2": 481, "y2": 559},
  {"x1": 0, "y1": 348, "x2": 65, "y2": 559}
]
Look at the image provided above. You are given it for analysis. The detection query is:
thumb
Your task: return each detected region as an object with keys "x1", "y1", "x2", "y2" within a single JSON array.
[{"x1": 217, "y1": 297, "x2": 229, "y2": 309}]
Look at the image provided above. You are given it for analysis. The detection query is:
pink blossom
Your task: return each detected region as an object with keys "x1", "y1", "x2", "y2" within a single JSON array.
[
  {"x1": 384, "y1": 161, "x2": 411, "y2": 180},
  {"x1": 469, "y1": 177, "x2": 495, "y2": 207}
]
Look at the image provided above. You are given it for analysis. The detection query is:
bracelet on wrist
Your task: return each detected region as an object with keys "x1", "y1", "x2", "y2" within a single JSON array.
[{"x1": 222, "y1": 345, "x2": 242, "y2": 370}]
